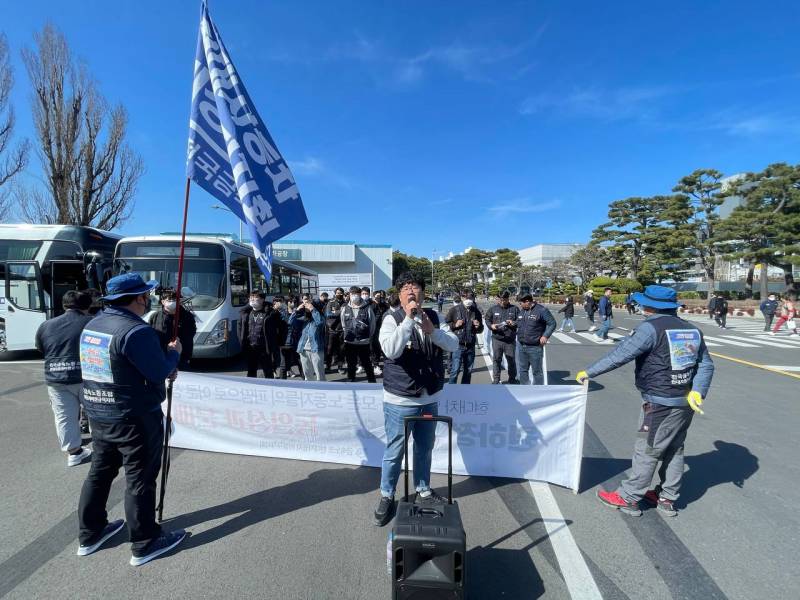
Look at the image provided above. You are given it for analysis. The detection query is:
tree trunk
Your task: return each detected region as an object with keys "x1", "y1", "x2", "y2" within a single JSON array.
[
  {"x1": 760, "y1": 262, "x2": 769, "y2": 300},
  {"x1": 744, "y1": 264, "x2": 755, "y2": 298}
]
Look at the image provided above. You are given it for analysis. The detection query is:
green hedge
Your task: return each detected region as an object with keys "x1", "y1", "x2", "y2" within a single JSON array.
[
  {"x1": 677, "y1": 291, "x2": 700, "y2": 299},
  {"x1": 587, "y1": 277, "x2": 643, "y2": 294},
  {"x1": 610, "y1": 294, "x2": 628, "y2": 305}
]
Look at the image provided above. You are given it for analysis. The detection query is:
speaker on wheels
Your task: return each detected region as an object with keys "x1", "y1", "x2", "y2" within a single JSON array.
[{"x1": 390, "y1": 415, "x2": 466, "y2": 600}]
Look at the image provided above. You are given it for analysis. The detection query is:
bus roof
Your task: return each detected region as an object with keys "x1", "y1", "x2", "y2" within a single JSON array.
[
  {"x1": 117, "y1": 234, "x2": 317, "y2": 275},
  {"x1": 0, "y1": 223, "x2": 122, "y2": 242}
]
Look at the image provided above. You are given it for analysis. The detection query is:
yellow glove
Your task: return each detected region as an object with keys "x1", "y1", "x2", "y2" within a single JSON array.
[
  {"x1": 576, "y1": 370, "x2": 589, "y2": 384},
  {"x1": 687, "y1": 391, "x2": 704, "y2": 414}
]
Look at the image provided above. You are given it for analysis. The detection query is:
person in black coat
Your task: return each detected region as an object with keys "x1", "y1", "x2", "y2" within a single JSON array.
[
  {"x1": 557, "y1": 296, "x2": 576, "y2": 332},
  {"x1": 237, "y1": 291, "x2": 282, "y2": 378},
  {"x1": 149, "y1": 288, "x2": 197, "y2": 370}
]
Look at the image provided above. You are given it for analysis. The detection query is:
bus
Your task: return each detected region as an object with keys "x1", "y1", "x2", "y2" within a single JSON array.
[
  {"x1": 113, "y1": 234, "x2": 318, "y2": 359},
  {"x1": 0, "y1": 224, "x2": 122, "y2": 352}
]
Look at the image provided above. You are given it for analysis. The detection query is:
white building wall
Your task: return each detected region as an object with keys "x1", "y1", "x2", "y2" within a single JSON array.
[{"x1": 518, "y1": 243, "x2": 583, "y2": 266}]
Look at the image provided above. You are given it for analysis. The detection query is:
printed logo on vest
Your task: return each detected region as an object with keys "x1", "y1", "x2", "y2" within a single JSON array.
[
  {"x1": 80, "y1": 330, "x2": 114, "y2": 383},
  {"x1": 666, "y1": 329, "x2": 701, "y2": 371}
]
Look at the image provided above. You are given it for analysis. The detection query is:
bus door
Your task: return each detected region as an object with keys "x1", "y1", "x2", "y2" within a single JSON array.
[
  {"x1": 49, "y1": 260, "x2": 89, "y2": 317},
  {"x1": 2, "y1": 261, "x2": 47, "y2": 351}
]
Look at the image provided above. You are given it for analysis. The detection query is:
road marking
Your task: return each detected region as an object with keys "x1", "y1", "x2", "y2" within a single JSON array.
[
  {"x1": 755, "y1": 335, "x2": 800, "y2": 346},
  {"x1": 763, "y1": 365, "x2": 800, "y2": 372},
  {"x1": 529, "y1": 481, "x2": 603, "y2": 600},
  {"x1": 0, "y1": 359, "x2": 43, "y2": 365},
  {"x1": 607, "y1": 332, "x2": 627, "y2": 340},
  {"x1": 717, "y1": 334, "x2": 798, "y2": 349},
  {"x1": 575, "y1": 332, "x2": 614, "y2": 345},
  {"x1": 709, "y1": 352, "x2": 800, "y2": 380},
  {"x1": 703, "y1": 335, "x2": 758, "y2": 348},
  {"x1": 552, "y1": 332, "x2": 581, "y2": 344},
  {"x1": 702, "y1": 340, "x2": 723, "y2": 347}
]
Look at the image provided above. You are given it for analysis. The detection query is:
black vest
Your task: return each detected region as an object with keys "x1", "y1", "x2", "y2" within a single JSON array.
[
  {"x1": 80, "y1": 308, "x2": 166, "y2": 422},
  {"x1": 382, "y1": 309, "x2": 445, "y2": 398},
  {"x1": 342, "y1": 303, "x2": 372, "y2": 343},
  {"x1": 248, "y1": 310, "x2": 268, "y2": 347},
  {"x1": 634, "y1": 315, "x2": 704, "y2": 398},
  {"x1": 36, "y1": 309, "x2": 93, "y2": 384}
]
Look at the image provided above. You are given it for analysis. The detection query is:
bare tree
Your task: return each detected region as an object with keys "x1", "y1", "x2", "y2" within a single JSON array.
[
  {"x1": 0, "y1": 33, "x2": 30, "y2": 221},
  {"x1": 20, "y1": 24, "x2": 142, "y2": 229}
]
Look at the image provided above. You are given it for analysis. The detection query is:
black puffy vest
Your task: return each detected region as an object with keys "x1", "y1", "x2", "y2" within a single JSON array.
[
  {"x1": 80, "y1": 308, "x2": 166, "y2": 422},
  {"x1": 36, "y1": 309, "x2": 93, "y2": 384},
  {"x1": 634, "y1": 315, "x2": 704, "y2": 398},
  {"x1": 382, "y1": 309, "x2": 444, "y2": 398}
]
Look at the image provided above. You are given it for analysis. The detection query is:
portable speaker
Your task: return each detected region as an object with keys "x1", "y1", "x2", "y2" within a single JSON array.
[{"x1": 391, "y1": 415, "x2": 466, "y2": 600}]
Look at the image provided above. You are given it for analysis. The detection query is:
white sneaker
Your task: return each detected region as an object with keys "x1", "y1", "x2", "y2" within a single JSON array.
[
  {"x1": 769, "y1": 331, "x2": 776, "y2": 336},
  {"x1": 68, "y1": 447, "x2": 92, "y2": 467},
  {"x1": 588, "y1": 326, "x2": 597, "y2": 332},
  {"x1": 374, "y1": 366, "x2": 383, "y2": 376},
  {"x1": 356, "y1": 366, "x2": 365, "y2": 375}
]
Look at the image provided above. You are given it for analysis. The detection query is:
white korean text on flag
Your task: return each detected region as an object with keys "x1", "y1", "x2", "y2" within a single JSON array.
[{"x1": 186, "y1": 3, "x2": 308, "y2": 282}]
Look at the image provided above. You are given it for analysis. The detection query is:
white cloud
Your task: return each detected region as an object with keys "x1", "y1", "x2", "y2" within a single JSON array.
[
  {"x1": 288, "y1": 156, "x2": 353, "y2": 189},
  {"x1": 519, "y1": 85, "x2": 678, "y2": 121},
  {"x1": 488, "y1": 199, "x2": 561, "y2": 217}
]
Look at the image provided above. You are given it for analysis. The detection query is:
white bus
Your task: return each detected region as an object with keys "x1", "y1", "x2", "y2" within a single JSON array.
[
  {"x1": 114, "y1": 234, "x2": 318, "y2": 359},
  {"x1": 0, "y1": 224, "x2": 121, "y2": 352}
]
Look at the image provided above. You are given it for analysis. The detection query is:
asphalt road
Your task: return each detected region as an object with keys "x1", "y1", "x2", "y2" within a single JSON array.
[{"x1": 0, "y1": 305, "x2": 797, "y2": 599}]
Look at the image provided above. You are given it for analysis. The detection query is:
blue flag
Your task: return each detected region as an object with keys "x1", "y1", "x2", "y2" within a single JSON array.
[{"x1": 186, "y1": 2, "x2": 308, "y2": 282}]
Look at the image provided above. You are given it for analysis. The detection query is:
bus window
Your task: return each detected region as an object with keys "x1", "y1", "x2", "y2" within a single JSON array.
[
  {"x1": 250, "y1": 257, "x2": 268, "y2": 294},
  {"x1": 7, "y1": 263, "x2": 44, "y2": 311},
  {"x1": 230, "y1": 253, "x2": 250, "y2": 307},
  {"x1": 45, "y1": 241, "x2": 82, "y2": 261}
]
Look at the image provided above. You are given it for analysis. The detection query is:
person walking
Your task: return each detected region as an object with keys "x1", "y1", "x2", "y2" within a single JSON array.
[
  {"x1": 485, "y1": 291, "x2": 520, "y2": 384},
  {"x1": 238, "y1": 291, "x2": 280, "y2": 378},
  {"x1": 625, "y1": 293, "x2": 636, "y2": 315},
  {"x1": 707, "y1": 294, "x2": 716, "y2": 320},
  {"x1": 437, "y1": 292, "x2": 445, "y2": 314},
  {"x1": 557, "y1": 296, "x2": 576, "y2": 332},
  {"x1": 149, "y1": 288, "x2": 196, "y2": 370},
  {"x1": 595, "y1": 288, "x2": 614, "y2": 340},
  {"x1": 445, "y1": 291, "x2": 483, "y2": 384},
  {"x1": 712, "y1": 293, "x2": 728, "y2": 329},
  {"x1": 516, "y1": 294, "x2": 556, "y2": 385},
  {"x1": 584, "y1": 290, "x2": 598, "y2": 331},
  {"x1": 771, "y1": 296, "x2": 798, "y2": 336},
  {"x1": 341, "y1": 285, "x2": 377, "y2": 382},
  {"x1": 35, "y1": 290, "x2": 94, "y2": 467},
  {"x1": 576, "y1": 285, "x2": 714, "y2": 517},
  {"x1": 760, "y1": 294, "x2": 779, "y2": 332},
  {"x1": 373, "y1": 272, "x2": 459, "y2": 526},
  {"x1": 324, "y1": 287, "x2": 347, "y2": 374},
  {"x1": 294, "y1": 295, "x2": 326, "y2": 381},
  {"x1": 77, "y1": 274, "x2": 187, "y2": 566}
]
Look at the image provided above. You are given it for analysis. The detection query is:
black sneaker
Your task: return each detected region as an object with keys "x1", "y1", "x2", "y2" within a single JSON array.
[
  {"x1": 414, "y1": 489, "x2": 447, "y2": 505},
  {"x1": 129, "y1": 529, "x2": 187, "y2": 566},
  {"x1": 373, "y1": 495, "x2": 395, "y2": 527},
  {"x1": 503, "y1": 379, "x2": 520, "y2": 385},
  {"x1": 76, "y1": 519, "x2": 125, "y2": 556},
  {"x1": 491, "y1": 380, "x2": 500, "y2": 385}
]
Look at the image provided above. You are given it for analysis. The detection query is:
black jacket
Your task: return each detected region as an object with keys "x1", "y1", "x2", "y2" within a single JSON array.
[
  {"x1": 484, "y1": 303, "x2": 520, "y2": 343},
  {"x1": 558, "y1": 301, "x2": 575, "y2": 318},
  {"x1": 237, "y1": 305, "x2": 283, "y2": 353},
  {"x1": 445, "y1": 303, "x2": 484, "y2": 347},
  {"x1": 517, "y1": 303, "x2": 557, "y2": 346},
  {"x1": 149, "y1": 308, "x2": 197, "y2": 369},
  {"x1": 324, "y1": 298, "x2": 346, "y2": 332},
  {"x1": 35, "y1": 309, "x2": 94, "y2": 384},
  {"x1": 584, "y1": 296, "x2": 597, "y2": 314}
]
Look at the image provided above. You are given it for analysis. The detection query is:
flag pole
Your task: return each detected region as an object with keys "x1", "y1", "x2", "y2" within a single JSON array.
[{"x1": 158, "y1": 176, "x2": 192, "y2": 522}]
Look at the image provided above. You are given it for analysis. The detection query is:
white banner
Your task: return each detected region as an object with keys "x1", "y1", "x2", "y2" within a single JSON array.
[
  {"x1": 169, "y1": 373, "x2": 588, "y2": 491},
  {"x1": 318, "y1": 273, "x2": 373, "y2": 293}
]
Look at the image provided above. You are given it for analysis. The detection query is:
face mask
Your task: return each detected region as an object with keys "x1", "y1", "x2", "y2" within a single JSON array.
[
  {"x1": 361, "y1": 294, "x2": 369, "y2": 300},
  {"x1": 463, "y1": 299, "x2": 473, "y2": 307},
  {"x1": 352, "y1": 296, "x2": 363, "y2": 306},
  {"x1": 250, "y1": 300, "x2": 264, "y2": 310},
  {"x1": 164, "y1": 301, "x2": 177, "y2": 313},
  {"x1": 769, "y1": 296, "x2": 775, "y2": 301}
]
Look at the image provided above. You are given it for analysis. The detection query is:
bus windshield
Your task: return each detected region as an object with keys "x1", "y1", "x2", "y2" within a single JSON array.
[{"x1": 115, "y1": 257, "x2": 226, "y2": 310}]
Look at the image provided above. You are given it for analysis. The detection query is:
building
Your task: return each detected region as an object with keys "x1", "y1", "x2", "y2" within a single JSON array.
[
  {"x1": 271, "y1": 240, "x2": 393, "y2": 293},
  {"x1": 518, "y1": 243, "x2": 583, "y2": 267}
]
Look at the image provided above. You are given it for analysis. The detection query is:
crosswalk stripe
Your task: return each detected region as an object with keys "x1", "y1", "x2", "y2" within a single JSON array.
[
  {"x1": 717, "y1": 334, "x2": 799, "y2": 349},
  {"x1": 552, "y1": 332, "x2": 581, "y2": 344},
  {"x1": 575, "y1": 332, "x2": 614, "y2": 344},
  {"x1": 607, "y1": 332, "x2": 627, "y2": 340},
  {"x1": 703, "y1": 340, "x2": 723, "y2": 347},
  {"x1": 763, "y1": 365, "x2": 800, "y2": 372},
  {"x1": 755, "y1": 334, "x2": 800, "y2": 346},
  {"x1": 703, "y1": 335, "x2": 758, "y2": 347}
]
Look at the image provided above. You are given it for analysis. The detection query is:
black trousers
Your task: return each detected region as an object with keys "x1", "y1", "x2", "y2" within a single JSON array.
[
  {"x1": 344, "y1": 343, "x2": 376, "y2": 382},
  {"x1": 714, "y1": 312, "x2": 727, "y2": 327},
  {"x1": 325, "y1": 330, "x2": 344, "y2": 369},
  {"x1": 492, "y1": 339, "x2": 517, "y2": 383},
  {"x1": 764, "y1": 313, "x2": 774, "y2": 331},
  {"x1": 78, "y1": 411, "x2": 163, "y2": 552},
  {"x1": 245, "y1": 345, "x2": 274, "y2": 378},
  {"x1": 278, "y1": 347, "x2": 303, "y2": 379}
]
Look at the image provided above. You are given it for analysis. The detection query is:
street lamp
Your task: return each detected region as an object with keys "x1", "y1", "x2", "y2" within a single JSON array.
[{"x1": 211, "y1": 204, "x2": 243, "y2": 242}]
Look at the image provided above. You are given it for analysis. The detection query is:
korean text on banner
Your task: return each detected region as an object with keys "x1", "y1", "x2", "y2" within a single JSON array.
[
  {"x1": 187, "y1": 2, "x2": 308, "y2": 282},
  {"x1": 169, "y1": 373, "x2": 589, "y2": 491}
]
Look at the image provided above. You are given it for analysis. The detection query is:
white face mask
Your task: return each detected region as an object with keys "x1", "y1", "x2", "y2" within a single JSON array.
[
  {"x1": 463, "y1": 299, "x2": 473, "y2": 307},
  {"x1": 361, "y1": 294, "x2": 369, "y2": 300},
  {"x1": 250, "y1": 300, "x2": 264, "y2": 310},
  {"x1": 352, "y1": 296, "x2": 363, "y2": 306},
  {"x1": 163, "y1": 300, "x2": 177, "y2": 313}
]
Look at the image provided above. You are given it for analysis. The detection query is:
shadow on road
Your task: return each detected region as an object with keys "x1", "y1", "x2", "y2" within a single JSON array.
[
  {"x1": 547, "y1": 369, "x2": 605, "y2": 391},
  {"x1": 679, "y1": 440, "x2": 759, "y2": 507},
  {"x1": 579, "y1": 456, "x2": 631, "y2": 492}
]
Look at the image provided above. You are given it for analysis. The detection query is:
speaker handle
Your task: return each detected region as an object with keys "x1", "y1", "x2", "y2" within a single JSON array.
[{"x1": 403, "y1": 414, "x2": 453, "y2": 505}]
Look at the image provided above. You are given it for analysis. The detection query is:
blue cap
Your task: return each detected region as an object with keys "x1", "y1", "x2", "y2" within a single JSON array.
[
  {"x1": 102, "y1": 273, "x2": 159, "y2": 301},
  {"x1": 630, "y1": 285, "x2": 680, "y2": 310}
]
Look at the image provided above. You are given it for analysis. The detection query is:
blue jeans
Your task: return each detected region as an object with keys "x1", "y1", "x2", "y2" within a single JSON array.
[
  {"x1": 448, "y1": 345, "x2": 475, "y2": 384},
  {"x1": 596, "y1": 317, "x2": 613, "y2": 339},
  {"x1": 518, "y1": 344, "x2": 544, "y2": 385},
  {"x1": 380, "y1": 401, "x2": 438, "y2": 498},
  {"x1": 559, "y1": 318, "x2": 574, "y2": 332}
]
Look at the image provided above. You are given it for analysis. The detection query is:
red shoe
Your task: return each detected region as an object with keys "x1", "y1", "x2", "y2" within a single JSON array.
[
  {"x1": 596, "y1": 489, "x2": 642, "y2": 516},
  {"x1": 643, "y1": 489, "x2": 659, "y2": 505}
]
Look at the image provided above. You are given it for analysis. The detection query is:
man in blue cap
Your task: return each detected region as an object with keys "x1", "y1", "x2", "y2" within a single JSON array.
[
  {"x1": 76, "y1": 273, "x2": 187, "y2": 566},
  {"x1": 576, "y1": 285, "x2": 714, "y2": 517}
]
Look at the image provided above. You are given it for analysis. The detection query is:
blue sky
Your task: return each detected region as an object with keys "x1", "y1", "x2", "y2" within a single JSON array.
[{"x1": 3, "y1": 1, "x2": 800, "y2": 259}]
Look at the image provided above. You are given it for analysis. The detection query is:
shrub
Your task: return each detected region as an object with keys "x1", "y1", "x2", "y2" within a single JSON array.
[
  {"x1": 610, "y1": 294, "x2": 628, "y2": 305},
  {"x1": 587, "y1": 277, "x2": 643, "y2": 295},
  {"x1": 678, "y1": 291, "x2": 700, "y2": 300}
]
